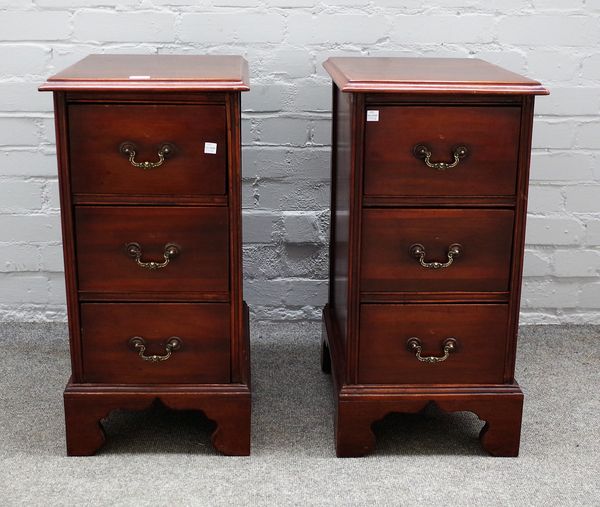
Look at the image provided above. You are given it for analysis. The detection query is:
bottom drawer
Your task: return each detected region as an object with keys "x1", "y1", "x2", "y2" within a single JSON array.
[
  {"x1": 359, "y1": 304, "x2": 509, "y2": 384},
  {"x1": 80, "y1": 303, "x2": 230, "y2": 384}
]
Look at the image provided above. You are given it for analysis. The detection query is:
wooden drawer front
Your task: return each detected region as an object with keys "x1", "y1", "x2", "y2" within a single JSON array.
[
  {"x1": 361, "y1": 209, "x2": 514, "y2": 293},
  {"x1": 69, "y1": 104, "x2": 227, "y2": 196},
  {"x1": 359, "y1": 304, "x2": 508, "y2": 384},
  {"x1": 76, "y1": 206, "x2": 229, "y2": 294},
  {"x1": 363, "y1": 106, "x2": 520, "y2": 197},
  {"x1": 81, "y1": 303, "x2": 230, "y2": 384}
]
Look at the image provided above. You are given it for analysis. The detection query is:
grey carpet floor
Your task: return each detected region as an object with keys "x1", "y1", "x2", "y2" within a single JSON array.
[{"x1": 0, "y1": 322, "x2": 599, "y2": 506}]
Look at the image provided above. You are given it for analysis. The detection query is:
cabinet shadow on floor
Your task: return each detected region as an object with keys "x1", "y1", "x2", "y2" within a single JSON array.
[
  {"x1": 100, "y1": 400, "x2": 218, "y2": 455},
  {"x1": 371, "y1": 403, "x2": 487, "y2": 456}
]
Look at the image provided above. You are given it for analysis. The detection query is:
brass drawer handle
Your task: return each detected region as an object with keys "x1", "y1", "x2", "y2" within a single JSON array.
[
  {"x1": 413, "y1": 144, "x2": 468, "y2": 170},
  {"x1": 129, "y1": 336, "x2": 182, "y2": 362},
  {"x1": 409, "y1": 243, "x2": 462, "y2": 269},
  {"x1": 119, "y1": 142, "x2": 174, "y2": 169},
  {"x1": 126, "y1": 242, "x2": 180, "y2": 270},
  {"x1": 407, "y1": 337, "x2": 457, "y2": 363}
]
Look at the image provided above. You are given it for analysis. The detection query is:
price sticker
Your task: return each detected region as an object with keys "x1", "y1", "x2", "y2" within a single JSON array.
[
  {"x1": 366, "y1": 110, "x2": 379, "y2": 122},
  {"x1": 204, "y1": 142, "x2": 217, "y2": 155}
]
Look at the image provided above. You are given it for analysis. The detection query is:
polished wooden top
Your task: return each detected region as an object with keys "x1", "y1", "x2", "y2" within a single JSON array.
[
  {"x1": 323, "y1": 57, "x2": 548, "y2": 95},
  {"x1": 39, "y1": 54, "x2": 250, "y2": 92}
]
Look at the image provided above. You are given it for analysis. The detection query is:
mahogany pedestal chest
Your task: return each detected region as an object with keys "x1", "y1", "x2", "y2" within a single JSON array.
[
  {"x1": 321, "y1": 57, "x2": 548, "y2": 457},
  {"x1": 40, "y1": 55, "x2": 251, "y2": 456}
]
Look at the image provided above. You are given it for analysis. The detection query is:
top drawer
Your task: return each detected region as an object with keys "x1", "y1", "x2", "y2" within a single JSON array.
[
  {"x1": 68, "y1": 104, "x2": 227, "y2": 196},
  {"x1": 363, "y1": 106, "x2": 521, "y2": 197}
]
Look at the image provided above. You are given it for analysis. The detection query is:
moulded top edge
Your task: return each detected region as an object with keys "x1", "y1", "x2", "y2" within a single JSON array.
[
  {"x1": 39, "y1": 54, "x2": 250, "y2": 92},
  {"x1": 323, "y1": 57, "x2": 549, "y2": 96}
]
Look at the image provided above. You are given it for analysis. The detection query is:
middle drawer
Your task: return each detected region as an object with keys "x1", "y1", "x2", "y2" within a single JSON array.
[
  {"x1": 75, "y1": 206, "x2": 229, "y2": 294},
  {"x1": 361, "y1": 208, "x2": 514, "y2": 293}
]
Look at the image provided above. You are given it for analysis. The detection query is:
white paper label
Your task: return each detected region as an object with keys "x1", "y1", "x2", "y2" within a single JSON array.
[
  {"x1": 128, "y1": 75, "x2": 151, "y2": 80},
  {"x1": 204, "y1": 142, "x2": 217, "y2": 155},
  {"x1": 366, "y1": 110, "x2": 379, "y2": 122}
]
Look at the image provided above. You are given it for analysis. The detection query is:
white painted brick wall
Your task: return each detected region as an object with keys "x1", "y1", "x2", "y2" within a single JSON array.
[{"x1": 0, "y1": 1, "x2": 599, "y2": 325}]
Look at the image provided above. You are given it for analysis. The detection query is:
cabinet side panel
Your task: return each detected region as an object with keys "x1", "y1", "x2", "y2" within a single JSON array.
[
  {"x1": 505, "y1": 96, "x2": 534, "y2": 383},
  {"x1": 227, "y1": 92, "x2": 246, "y2": 384},
  {"x1": 54, "y1": 92, "x2": 83, "y2": 381},
  {"x1": 330, "y1": 86, "x2": 353, "y2": 347}
]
